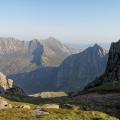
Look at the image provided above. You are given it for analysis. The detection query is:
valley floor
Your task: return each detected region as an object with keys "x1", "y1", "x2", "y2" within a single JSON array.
[{"x1": 0, "y1": 92, "x2": 120, "y2": 120}]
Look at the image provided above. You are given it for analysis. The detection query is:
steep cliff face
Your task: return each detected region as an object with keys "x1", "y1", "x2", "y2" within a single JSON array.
[
  {"x1": 86, "y1": 40, "x2": 120, "y2": 89},
  {"x1": 0, "y1": 72, "x2": 25, "y2": 96},
  {"x1": 56, "y1": 44, "x2": 108, "y2": 91},
  {"x1": 103, "y1": 40, "x2": 120, "y2": 82}
]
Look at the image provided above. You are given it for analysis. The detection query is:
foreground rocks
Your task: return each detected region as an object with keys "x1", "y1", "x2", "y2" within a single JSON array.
[
  {"x1": 0, "y1": 72, "x2": 25, "y2": 96},
  {"x1": 0, "y1": 98, "x2": 12, "y2": 109},
  {"x1": 34, "y1": 109, "x2": 49, "y2": 118},
  {"x1": 34, "y1": 103, "x2": 59, "y2": 117}
]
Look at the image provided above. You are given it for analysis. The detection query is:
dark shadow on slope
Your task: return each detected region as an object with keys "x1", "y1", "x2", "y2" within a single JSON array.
[
  {"x1": 28, "y1": 40, "x2": 44, "y2": 65},
  {"x1": 31, "y1": 43, "x2": 44, "y2": 65},
  {"x1": 8, "y1": 67, "x2": 58, "y2": 94}
]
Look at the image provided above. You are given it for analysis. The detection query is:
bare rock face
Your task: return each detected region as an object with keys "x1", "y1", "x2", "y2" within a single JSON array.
[
  {"x1": 103, "y1": 40, "x2": 120, "y2": 82},
  {"x1": 0, "y1": 72, "x2": 13, "y2": 90},
  {"x1": 0, "y1": 37, "x2": 79, "y2": 75},
  {"x1": 0, "y1": 72, "x2": 25, "y2": 96},
  {"x1": 86, "y1": 40, "x2": 120, "y2": 88},
  {"x1": 41, "y1": 37, "x2": 79, "y2": 66},
  {"x1": 56, "y1": 44, "x2": 108, "y2": 91},
  {"x1": 0, "y1": 37, "x2": 79, "y2": 93}
]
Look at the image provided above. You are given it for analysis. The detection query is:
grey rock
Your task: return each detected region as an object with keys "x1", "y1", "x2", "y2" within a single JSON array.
[
  {"x1": 34, "y1": 109, "x2": 49, "y2": 118},
  {"x1": 0, "y1": 37, "x2": 79, "y2": 94},
  {"x1": 56, "y1": 44, "x2": 108, "y2": 91},
  {"x1": 0, "y1": 37, "x2": 78, "y2": 75}
]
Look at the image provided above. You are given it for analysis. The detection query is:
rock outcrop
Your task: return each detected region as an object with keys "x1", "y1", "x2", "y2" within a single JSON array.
[
  {"x1": 86, "y1": 40, "x2": 120, "y2": 89},
  {"x1": 0, "y1": 72, "x2": 25, "y2": 96},
  {"x1": 0, "y1": 98, "x2": 12, "y2": 109},
  {"x1": 56, "y1": 44, "x2": 108, "y2": 91}
]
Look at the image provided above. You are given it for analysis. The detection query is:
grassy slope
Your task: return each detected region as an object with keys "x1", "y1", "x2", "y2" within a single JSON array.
[
  {"x1": 0, "y1": 96, "x2": 118, "y2": 120},
  {"x1": 88, "y1": 82, "x2": 120, "y2": 93},
  {"x1": 0, "y1": 107, "x2": 118, "y2": 120}
]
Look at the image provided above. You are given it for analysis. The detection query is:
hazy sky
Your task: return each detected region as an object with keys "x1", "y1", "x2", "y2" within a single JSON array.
[{"x1": 0, "y1": 0, "x2": 120, "y2": 44}]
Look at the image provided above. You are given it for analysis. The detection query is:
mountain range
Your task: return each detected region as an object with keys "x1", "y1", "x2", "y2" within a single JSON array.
[
  {"x1": 0, "y1": 37, "x2": 78, "y2": 75},
  {"x1": 3, "y1": 38, "x2": 108, "y2": 94}
]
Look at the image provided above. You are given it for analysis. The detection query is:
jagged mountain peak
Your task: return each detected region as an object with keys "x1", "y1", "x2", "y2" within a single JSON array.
[
  {"x1": 84, "y1": 44, "x2": 108, "y2": 58},
  {"x1": 30, "y1": 38, "x2": 40, "y2": 42},
  {"x1": 93, "y1": 43, "x2": 101, "y2": 48},
  {"x1": 87, "y1": 44, "x2": 103, "y2": 51}
]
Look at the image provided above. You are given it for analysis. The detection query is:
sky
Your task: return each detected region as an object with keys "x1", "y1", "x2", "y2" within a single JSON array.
[{"x1": 0, "y1": 0, "x2": 120, "y2": 44}]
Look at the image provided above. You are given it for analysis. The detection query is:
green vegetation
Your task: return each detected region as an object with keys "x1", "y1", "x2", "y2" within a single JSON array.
[
  {"x1": 88, "y1": 82, "x2": 120, "y2": 93},
  {"x1": 0, "y1": 108, "x2": 34, "y2": 120},
  {"x1": 0, "y1": 107, "x2": 118, "y2": 120},
  {"x1": 0, "y1": 96, "x2": 118, "y2": 120},
  {"x1": 40, "y1": 109, "x2": 118, "y2": 120}
]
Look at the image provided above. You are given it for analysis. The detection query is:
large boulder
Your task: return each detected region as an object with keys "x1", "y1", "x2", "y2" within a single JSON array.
[
  {"x1": 34, "y1": 109, "x2": 49, "y2": 118},
  {"x1": 0, "y1": 72, "x2": 25, "y2": 96}
]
